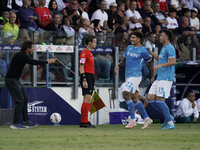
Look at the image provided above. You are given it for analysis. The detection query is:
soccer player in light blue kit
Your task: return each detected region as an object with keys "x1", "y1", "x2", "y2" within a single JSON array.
[
  {"x1": 114, "y1": 31, "x2": 154, "y2": 129},
  {"x1": 147, "y1": 29, "x2": 176, "y2": 130}
]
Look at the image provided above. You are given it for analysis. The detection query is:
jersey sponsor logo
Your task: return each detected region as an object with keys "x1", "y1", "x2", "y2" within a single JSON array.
[
  {"x1": 128, "y1": 52, "x2": 140, "y2": 58},
  {"x1": 80, "y1": 58, "x2": 85, "y2": 64},
  {"x1": 170, "y1": 23, "x2": 177, "y2": 26},
  {"x1": 159, "y1": 55, "x2": 164, "y2": 58},
  {"x1": 159, "y1": 0, "x2": 166, "y2": 2},
  {"x1": 81, "y1": 53, "x2": 85, "y2": 56}
]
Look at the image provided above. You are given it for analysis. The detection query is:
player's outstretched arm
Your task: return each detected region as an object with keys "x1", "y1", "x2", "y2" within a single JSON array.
[
  {"x1": 148, "y1": 48, "x2": 159, "y2": 61},
  {"x1": 114, "y1": 57, "x2": 126, "y2": 75},
  {"x1": 47, "y1": 59, "x2": 56, "y2": 64}
]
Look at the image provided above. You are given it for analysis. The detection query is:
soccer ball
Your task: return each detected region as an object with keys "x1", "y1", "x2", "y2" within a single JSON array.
[{"x1": 50, "y1": 113, "x2": 62, "y2": 124}]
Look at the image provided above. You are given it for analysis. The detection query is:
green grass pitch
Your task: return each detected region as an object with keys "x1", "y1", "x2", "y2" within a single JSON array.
[{"x1": 0, "y1": 124, "x2": 200, "y2": 150}]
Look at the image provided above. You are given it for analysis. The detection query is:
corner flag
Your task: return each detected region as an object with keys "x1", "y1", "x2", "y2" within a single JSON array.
[{"x1": 89, "y1": 91, "x2": 106, "y2": 115}]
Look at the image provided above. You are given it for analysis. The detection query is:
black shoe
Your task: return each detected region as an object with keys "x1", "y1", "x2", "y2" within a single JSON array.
[
  {"x1": 23, "y1": 121, "x2": 37, "y2": 128},
  {"x1": 80, "y1": 122, "x2": 96, "y2": 128}
]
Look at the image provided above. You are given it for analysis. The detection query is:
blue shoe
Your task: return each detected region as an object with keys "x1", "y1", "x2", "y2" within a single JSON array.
[
  {"x1": 161, "y1": 115, "x2": 174, "y2": 128},
  {"x1": 161, "y1": 123, "x2": 175, "y2": 130},
  {"x1": 23, "y1": 121, "x2": 37, "y2": 128},
  {"x1": 10, "y1": 123, "x2": 26, "y2": 129}
]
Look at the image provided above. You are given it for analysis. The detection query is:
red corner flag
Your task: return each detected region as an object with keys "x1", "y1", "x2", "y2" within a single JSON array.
[{"x1": 89, "y1": 91, "x2": 106, "y2": 115}]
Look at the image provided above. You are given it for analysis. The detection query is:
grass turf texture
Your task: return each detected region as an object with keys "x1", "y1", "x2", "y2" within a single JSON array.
[{"x1": 0, "y1": 124, "x2": 200, "y2": 150}]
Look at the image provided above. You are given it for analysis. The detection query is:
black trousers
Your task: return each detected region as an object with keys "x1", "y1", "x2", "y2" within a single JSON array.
[{"x1": 5, "y1": 78, "x2": 29, "y2": 124}]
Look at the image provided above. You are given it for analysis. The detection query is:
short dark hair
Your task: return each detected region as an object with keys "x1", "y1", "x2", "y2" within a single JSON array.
[
  {"x1": 91, "y1": 19, "x2": 100, "y2": 28},
  {"x1": 52, "y1": 13, "x2": 60, "y2": 18},
  {"x1": 182, "y1": 8, "x2": 189, "y2": 16},
  {"x1": 132, "y1": 31, "x2": 144, "y2": 43},
  {"x1": 169, "y1": 7, "x2": 177, "y2": 13},
  {"x1": 186, "y1": 91, "x2": 194, "y2": 98},
  {"x1": 21, "y1": 41, "x2": 34, "y2": 52},
  {"x1": 163, "y1": 29, "x2": 173, "y2": 41},
  {"x1": 85, "y1": 35, "x2": 97, "y2": 45}
]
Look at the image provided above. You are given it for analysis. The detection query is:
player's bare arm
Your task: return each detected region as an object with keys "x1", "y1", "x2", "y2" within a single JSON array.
[
  {"x1": 148, "y1": 48, "x2": 159, "y2": 61},
  {"x1": 114, "y1": 57, "x2": 126, "y2": 75},
  {"x1": 148, "y1": 60, "x2": 154, "y2": 84},
  {"x1": 79, "y1": 65, "x2": 88, "y2": 88},
  {"x1": 154, "y1": 57, "x2": 176, "y2": 71}
]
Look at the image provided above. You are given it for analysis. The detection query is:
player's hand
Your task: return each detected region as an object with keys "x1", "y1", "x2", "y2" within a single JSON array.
[
  {"x1": 83, "y1": 81, "x2": 88, "y2": 88},
  {"x1": 151, "y1": 76, "x2": 154, "y2": 84},
  {"x1": 192, "y1": 102, "x2": 195, "y2": 108},
  {"x1": 182, "y1": 3, "x2": 186, "y2": 6},
  {"x1": 47, "y1": 59, "x2": 56, "y2": 64},
  {"x1": 114, "y1": 65, "x2": 119, "y2": 75},
  {"x1": 154, "y1": 64, "x2": 162, "y2": 71}
]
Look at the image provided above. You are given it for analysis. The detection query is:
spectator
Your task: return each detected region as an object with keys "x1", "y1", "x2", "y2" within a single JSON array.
[
  {"x1": 126, "y1": 0, "x2": 144, "y2": 10},
  {"x1": 48, "y1": 0, "x2": 63, "y2": 21},
  {"x1": 125, "y1": 0, "x2": 143, "y2": 30},
  {"x1": 139, "y1": 0, "x2": 160, "y2": 33},
  {"x1": 115, "y1": 16, "x2": 131, "y2": 37},
  {"x1": 2, "y1": 32, "x2": 15, "y2": 45},
  {"x1": 14, "y1": 29, "x2": 30, "y2": 45},
  {"x1": 177, "y1": 16, "x2": 195, "y2": 35},
  {"x1": 18, "y1": 0, "x2": 43, "y2": 32},
  {"x1": 170, "y1": 0, "x2": 186, "y2": 17},
  {"x1": 116, "y1": 32, "x2": 129, "y2": 59},
  {"x1": 182, "y1": 0, "x2": 200, "y2": 10},
  {"x1": 62, "y1": 0, "x2": 80, "y2": 28},
  {"x1": 44, "y1": 13, "x2": 61, "y2": 31},
  {"x1": 61, "y1": 15, "x2": 75, "y2": 45},
  {"x1": 114, "y1": 2, "x2": 125, "y2": 26},
  {"x1": 0, "y1": 10, "x2": 9, "y2": 26},
  {"x1": 77, "y1": 18, "x2": 94, "y2": 45},
  {"x1": 154, "y1": 24, "x2": 162, "y2": 34},
  {"x1": 153, "y1": 0, "x2": 168, "y2": 15},
  {"x1": 166, "y1": 7, "x2": 178, "y2": 32},
  {"x1": 88, "y1": 0, "x2": 101, "y2": 19},
  {"x1": 42, "y1": 32, "x2": 54, "y2": 45},
  {"x1": 145, "y1": 33, "x2": 156, "y2": 51},
  {"x1": 29, "y1": 31, "x2": 41, "y2": 44},
  {"x1": 34, "y1": 0, "x2": 52, "y2": 29},
  {"x1": 142, "y1": 17, "x2": 152, "y2": 34},
  {"x1": 105, "y1": 0, "x2": 116, "y2": 9},
  {"x1": 77, "y1": 1, "x2": 89, "y2": 20},
  {"x1": 91, "y1": 0, "x2": 109, "y2": 30},
  {"x1": 175, "y1": 91, "x2": 200, "y2": 123},
  {"x1": 0, "y1": 53, "x2": 6, "y2": 78},
  {"x1": 2, "y1": 13, "x2": 19, "y2": 41},
  {"x1": 190, "y1": 8, "x2": 199, "y2": 31},
  {"x1": 178, "y1": 8, "x2": 191, "y2": 25},
  {"x1": 134, "y1": 23, "x2": 143, "y2": 32},
  {"x1": 152, "y1": 1, "x2": 168, "y2": 28},
  {"x1": 36, "y1": 0, "x2": 65, "y2": 11},
  {"x1": 171, "y1": 34, "x2": 182, "y2": 60},
  {"x1": 91, "y1": 19, "x2": 102, "y2": 33},
  {"x1": 179, "y1": 35, "x2": 193, "y2": 60},
  {"x1": 106, "y1": 2, "x2": 118, "y2": 30}
]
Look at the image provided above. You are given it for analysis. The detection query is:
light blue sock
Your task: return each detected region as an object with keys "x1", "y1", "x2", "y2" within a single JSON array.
[
  {"x1": 147, "y1": 100, "x2": 163, "y2": 115},
  {"x1": 126, "y1": 99, "x2": 135, "y2": 119},
  {"x1": 156, "y1": 100, "x2": 171, "y2": 122},
  {"x1": 135, "y1": 100, "x2": 148, "y2": 119}
]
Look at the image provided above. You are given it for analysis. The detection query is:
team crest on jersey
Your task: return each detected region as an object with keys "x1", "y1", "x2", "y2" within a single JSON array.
[
  {"x1": 82, "y1": 53, "x2": 85, "y2": 56},
  {"x1": 80, "y1": 58, "x2": 85, "y2": 64}
]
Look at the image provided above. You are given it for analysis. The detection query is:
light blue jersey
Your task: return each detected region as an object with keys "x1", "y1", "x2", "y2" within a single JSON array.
[
  {"x1": 124, "y1": 45, "x2": 151, "y2": 79},
  {"x1": 157, "y1": 43, "x2": 175, "y2": 81}
]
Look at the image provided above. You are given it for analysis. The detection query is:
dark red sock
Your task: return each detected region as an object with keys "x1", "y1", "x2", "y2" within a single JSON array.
[{"x1": 81, "y1": 102, "x2": 90, "y2": 123}]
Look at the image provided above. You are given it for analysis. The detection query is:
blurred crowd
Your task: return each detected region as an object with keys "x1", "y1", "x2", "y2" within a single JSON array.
[{"x1": 0, "y1": 0, "x2": 200, "y2": 83}]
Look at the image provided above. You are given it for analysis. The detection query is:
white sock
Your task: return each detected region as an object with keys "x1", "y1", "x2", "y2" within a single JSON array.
[
  {"x1": 144, "y1": 117, "x2": 149, "y2": 120},
  {"x1": 168, "y1": 121, "x2": 174, "y2": 125},
  {"x1": 130, "y1": 119, "x2": 136, "y2": 122}
]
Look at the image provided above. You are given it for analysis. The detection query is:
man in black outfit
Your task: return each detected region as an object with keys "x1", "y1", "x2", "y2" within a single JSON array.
[{"x1": 5, "y1": 41, "x2": 56, "y2": 129}]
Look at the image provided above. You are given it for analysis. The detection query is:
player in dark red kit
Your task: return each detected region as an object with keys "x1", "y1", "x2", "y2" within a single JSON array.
[{"x1": 79, "y1": 35, "x2": 97, "y2": 128}]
